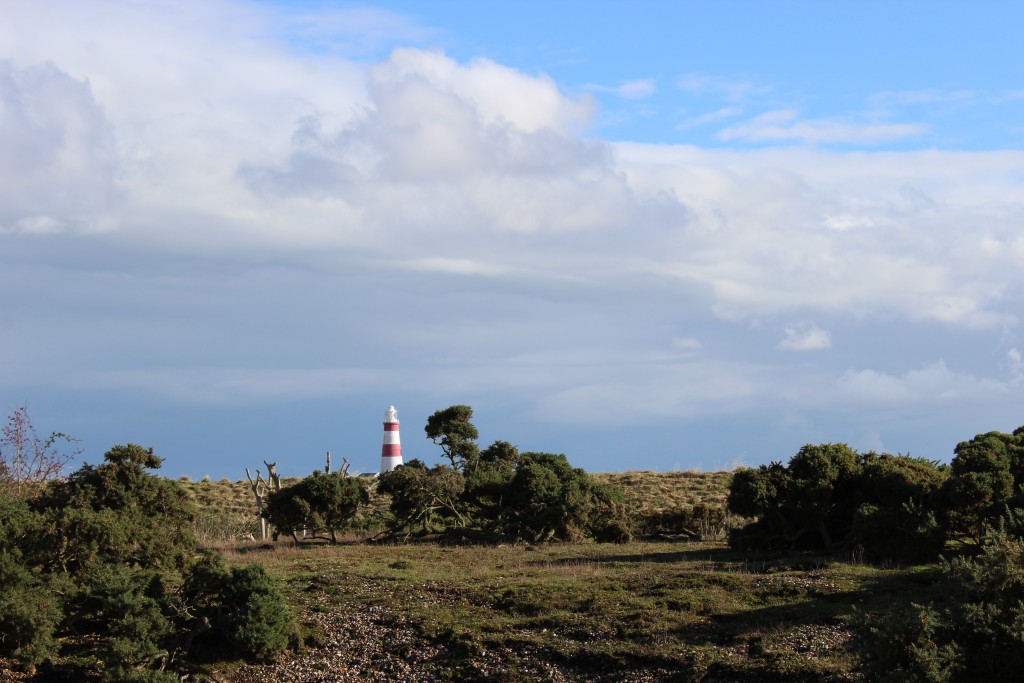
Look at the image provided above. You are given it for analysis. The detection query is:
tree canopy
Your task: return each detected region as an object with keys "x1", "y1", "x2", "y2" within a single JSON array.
[{"x1": 425, "y1": 404, "x2": 480, "y2": 470}]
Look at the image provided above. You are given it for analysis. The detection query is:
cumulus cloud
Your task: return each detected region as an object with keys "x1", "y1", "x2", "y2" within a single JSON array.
[
  {"x1": 615, "y1": 143, "x2": 1024, "y2": 327},
  {"x1": 3, "y1": 3, "x2": 1020, "y2": 336},
  {"x1": 778, "y1": 323, "x2": 831, "y2": 351},
  {"x1": 0, "y1": 61, "x2": 119, "y2": 233},
  {"x1": 236, "y1": 47, "x2": 688, "y2": 249}
]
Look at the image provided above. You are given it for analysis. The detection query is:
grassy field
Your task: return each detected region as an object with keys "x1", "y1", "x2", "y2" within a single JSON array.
[
  {"x1": 174, "y1": 471, "x2": 931, "y2": 681},
  {"x1": 214, "y1": 540, "x2": 938, "y2": 682}
]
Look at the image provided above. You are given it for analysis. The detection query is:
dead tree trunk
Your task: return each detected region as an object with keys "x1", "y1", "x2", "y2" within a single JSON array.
[
  {"x1": 245, "y1": 468, "x2": 268, "y2": 541},
  {"x1": 263, "y1": 460, "x2": 281, "y2": 494},
  {"x1": 325, "y1": 450, "x2": 331, "y2": 474}
]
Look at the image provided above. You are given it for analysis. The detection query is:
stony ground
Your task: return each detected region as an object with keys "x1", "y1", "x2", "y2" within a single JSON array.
[
  {"x1": 218, "y1": 560, "x2": 862, "y2": 683},
  {"x1": 223, "y1": 576, "x2": 642, "y2": 683}
]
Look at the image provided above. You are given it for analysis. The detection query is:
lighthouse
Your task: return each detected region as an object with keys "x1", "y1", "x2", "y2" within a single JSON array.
[{"x1": 380, "y1": 405, "x2": 403, "y2": 474}]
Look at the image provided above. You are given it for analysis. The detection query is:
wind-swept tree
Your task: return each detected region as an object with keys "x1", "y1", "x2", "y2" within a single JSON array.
[{"x1": 425, "y1": 405, "x2": 479, "y2": 470}]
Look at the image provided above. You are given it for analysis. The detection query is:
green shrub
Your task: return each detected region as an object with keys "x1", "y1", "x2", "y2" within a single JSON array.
[
  {"x1": 223, "y1": 564, "x2": 293, "y2": 660},
  {"x1": 0, "y1": 443, "x2": 293, "y2": 677},
  {"x1": 0, "y1": 490, "x2": 60, "y2": 667},
  {"x1": 858, "y1": 510, "x2": 1024, "y2": 680},
  {"x1": 728, "y1": 446, "x2": 946, "y2": 562},
  {"x1": 378, "y1": 460, "x2": 466, "y2": 534},
  {"x1": 264, "y1": 470, "x2": 369, "y2": 542},
  {"x1": 940, "y1": 428, "x2": 1024, "y2": 543}
]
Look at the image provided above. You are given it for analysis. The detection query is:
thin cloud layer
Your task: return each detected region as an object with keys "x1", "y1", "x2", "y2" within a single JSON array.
[{"x1": 717, "y1": 109, "x2": 928, "y2": 144}]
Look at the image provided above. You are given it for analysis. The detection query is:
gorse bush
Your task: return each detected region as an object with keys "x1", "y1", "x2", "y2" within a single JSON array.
[
  {"x1": 0, "y1": 440, "x2": 294, "y2": 678},
  {"x1": 727, "y1": 445, "x2": 948, "y2": 562},
  {"x1": 264, "y1": 470, "x2": 369, "y2": 542},
  {"x1": 940, "y1": 427, "x2": 1024, "y2": 544},
  {"x1": 859, "y1": 510, "x2": 1024, "y2": 681},
  {"x1": 183, "y1": 554, "x2": 293, "y2": 661}
]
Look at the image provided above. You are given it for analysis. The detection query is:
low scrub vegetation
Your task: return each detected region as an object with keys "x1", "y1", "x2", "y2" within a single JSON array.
[
  {"x1": 0, "y1": 440, "x2": 294, "y2": 681},
  {"x1": 6, "y1": 403, "x2": 1024, "y2": 682}
]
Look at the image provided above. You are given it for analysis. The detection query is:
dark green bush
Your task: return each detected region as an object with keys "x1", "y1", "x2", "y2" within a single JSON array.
[
  {"x1": 940, "y1": 428, "x2": 1024, "y2": 543},
  {"x1": 0, "y1": 443, "x2": 293, "y2": 677},
  {"x1": 181, "y1": 553, "x2": 293, "y2": 662},
  {"x1": 264, "y1": 470, "x2": 369, "y2": 542},
  {"x1": 378, "y1": 459, "x2": 466, "y2": 534},
  {"x1": 858, "y1": 510, "x2": 1024, "y2": 681},
  {"x1": 0, "y1": 490, "x2": 60, "y2": 667},
  {"x1": 728, "y1": 446, "x2": 947, "y2": 562}
]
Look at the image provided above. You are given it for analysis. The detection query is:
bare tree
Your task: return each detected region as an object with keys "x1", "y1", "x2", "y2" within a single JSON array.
[
  {"x1": 263, "y1": 460, "x2": 281, "y2": 494},
  {"x1": 0, "y1": 405, "x2": 80, "y2": 497},
  {"x1": 325, "y1": 450, "x2": 331, "y2": 474},
  {"x1": 245, "y1": 468, "x2": 268, "y2": 541}
]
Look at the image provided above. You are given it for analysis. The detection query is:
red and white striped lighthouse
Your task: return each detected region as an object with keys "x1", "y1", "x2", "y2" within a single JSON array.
[{"x1": 380, "y1": 405, "x2": 403, "y2": 474}]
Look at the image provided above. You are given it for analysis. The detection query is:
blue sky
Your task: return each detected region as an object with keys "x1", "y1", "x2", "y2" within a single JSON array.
[{"x1": 2, "y1": 1, "x2": 1023, "y2": 478}]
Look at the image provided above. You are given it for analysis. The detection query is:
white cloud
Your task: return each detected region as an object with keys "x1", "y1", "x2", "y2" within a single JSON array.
[
  {"x1": 717, "y1": 109, "x2": 928, "y2": 145},
  {"x1": 778, "y1": 323, "x2": 832, "y2": 351},
  {"x1": 676, "y1": 73, "x2": 767, "y2": 102},
  {"x1": 672, "y1": 337, "x2": 702, "y2": 351},
  {"x1": 676, "y1": 106, "x2": 743, "y2": 130},
  {"x1": 3, "y1": 2, "x2": 1020, "y2": 336},
  {"x1": 615, "y1": 142, "x2": 1024, "y2": 327},
  {"x1": 836, "y1": 361, "x2": 1009, "y2": 406},
  {"x1": 372, "y1": 48, "x2": 595, "y2": 134},
  {"x1": 869, "y1": 89, "x2": 976, "y2": 107},
  {"x1": 0, "y1": 61, "x2": 119, "y2": 232},
  {"x1": 587, "y1": 78, "x2": 656, "y2": 100},
  {"x1": 615, "y1": 79, "x2": 656, "y2": 99},
  {"x1": 1008, "y1": 348, "x2": 1024, "y2": 384},
  {"x1": 3, "y1": 0, "x2": 1024, "y2": 439}
]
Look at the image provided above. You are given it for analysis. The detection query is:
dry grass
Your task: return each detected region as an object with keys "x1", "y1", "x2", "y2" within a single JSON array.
[
  {"x1": 179, "y1": 470, "x2": 736, "y2": 544},
  {"x1": 593, "y1": 470, "x2": 732, "y2": 512}
]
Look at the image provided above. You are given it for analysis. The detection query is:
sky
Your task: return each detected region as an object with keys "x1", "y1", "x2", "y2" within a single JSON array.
[{"x1": 2, "y1": 1, "x2": 1024, "y2": 479}]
